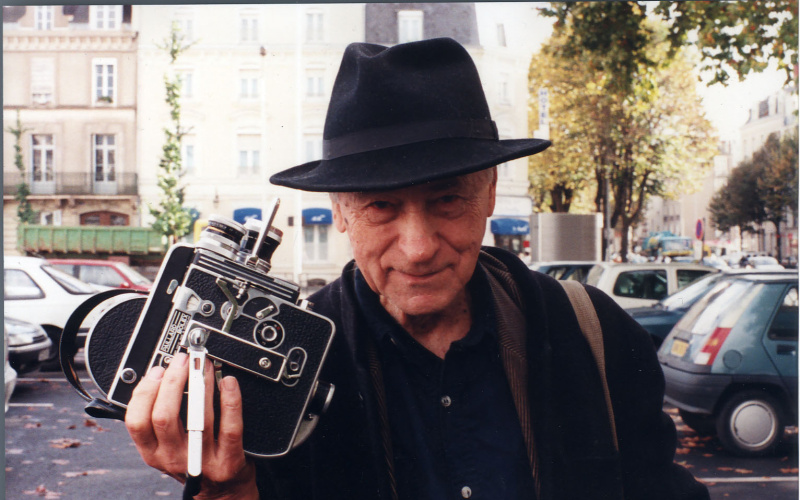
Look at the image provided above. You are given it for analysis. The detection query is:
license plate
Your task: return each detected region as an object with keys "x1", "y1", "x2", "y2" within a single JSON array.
[
  {"x1": 670, "y1": 339, "x2": 689, "y2": 357},
  {"x1": 38, "y1": 350, "x2": 49, "y2": 361}
]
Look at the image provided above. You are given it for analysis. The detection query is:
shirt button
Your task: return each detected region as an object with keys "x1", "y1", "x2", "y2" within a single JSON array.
[
  {"x1": 461, "y1": 486, "x2": 472, "y2": 498},
  {"x1": 440, "y1": 395, "x2": 452, "y2": 407}
]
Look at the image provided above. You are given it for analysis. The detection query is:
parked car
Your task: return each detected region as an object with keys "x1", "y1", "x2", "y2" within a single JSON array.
[
  {"x1": 49, "y1": 258, "x2": 152, "y2": 291},
  {"x1": 530, "y1": 261, "x2": 599, "y2": 283},
  {"x1": 658, "y1": 272, "x2": 798, "y2": 457},
  {"x1": 627, "y1": 269, "x2": 797, "y2": 347},
  {"x1": 4, "y1": 256, "x2": 98, "y2": 369},
  {"x1": 5, "y1": 317, "x2": 53, "y2": 374},
  {"x1": 747, "y1": 255, "x2": 785, "y2": 270},
  {"x1": 585, "y1": 262, "x2": 716, "y2": 309},
  {"x1": 5, "y1": 326, "x2": 17, "y2": 413}
]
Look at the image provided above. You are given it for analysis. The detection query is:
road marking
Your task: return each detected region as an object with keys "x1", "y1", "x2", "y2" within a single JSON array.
[
  {"x1": 698, "y1": 477, "x2": 798, "y2": 483},
  {"x1": 8, "y1": 403, "x2": 54, "y2": 408}
]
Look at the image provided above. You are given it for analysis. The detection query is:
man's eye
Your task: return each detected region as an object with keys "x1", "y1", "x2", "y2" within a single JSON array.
[
  {"x1": 368, "y1": 201, "x2": 392, "y2": 210},
  {"x1": 439, "y1": 195, "x2": 460, "y2": 204}
]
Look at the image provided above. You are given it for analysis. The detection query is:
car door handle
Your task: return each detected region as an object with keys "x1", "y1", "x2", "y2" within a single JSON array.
[{"x1": 776, "y1": 344, "x2": 796, "y2": 355}]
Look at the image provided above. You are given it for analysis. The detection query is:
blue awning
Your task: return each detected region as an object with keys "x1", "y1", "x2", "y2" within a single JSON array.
[
  {"x1": 491, "y1": 218, "x2": 529, "y2": 235},
  {"x1": 302, "y1": 208, "x2": 332, "y2": 225},
  {"x1": 233, "y1": 207, "x2": 262, "y2": 224}
]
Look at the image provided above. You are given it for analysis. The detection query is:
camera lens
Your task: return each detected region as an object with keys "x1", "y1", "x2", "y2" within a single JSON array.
[{"x1": 197, "y1": 215, "x2": 246, "y2": 260}]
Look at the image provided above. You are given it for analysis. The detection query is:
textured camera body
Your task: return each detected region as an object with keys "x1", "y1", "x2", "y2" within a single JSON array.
[{"x1": 77, "y1": 211, "x2": 335, "y2": 458}]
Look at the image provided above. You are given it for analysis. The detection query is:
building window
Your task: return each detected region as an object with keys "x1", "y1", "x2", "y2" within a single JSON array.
[
  {"x1": 306, "y1": 11, "x2": 324, "y2": 42},
  {"x1": 237, "y1": 135, "x2": 261, "y2": 176},
  {"x1": 239, "y1": 72, "x2": 259, "y2": 99},
  {"x1": 34, "y1": 6, "x2": 53, "y2": 30},
  {"x1": 93, "y1": 134, "x2": 116, "y2": 182},
  {"x1": 92, "y1": 58, "x2": 117, "y2": 104},
  {"x1": 31, "y1": 57, "x2": 55, "y2": 105},
  {"x1": 90, "y1": 5, "x2": 122, "y2": 30},
  {"x1": 498, "y1": 162, "x2": 513, "y2": 180},
  {"x1": 498, "y1": 73, "x2": 510, "y2": 103},
  {"x1": 398, "y1": 10, "x2": 423, "y2": 43},
  {"x1": 304, "y1": 135, "x2": 322, "y2": 163},
  {"x1": 240, "y1": 16, "x2": 259, "y2": 42},
  {"x1": 497, "y1": 23, "x2": 507, "y2": 47},
  {"x1": 182, "y1": 141, "x2": 195, "y2": 175},
  {"x1": 306, "y1": 70, "x2": 324, "y2": 97},
  {"x1": 173, "y1": 16, "x2": 194, "y2": 43},
  {"x1": 759, "y1": 98, "x2": 770, "y2": 118},
  {"x1": 178, "y1": 70, "x2": 194, "y2": 98},
  {"x1": 80, "y1": 211, "x2": 129, "y2": 226},
  {"x1": 31, "y1": 134, "x2": 55, "y2": 183},
  {"x1": 304, "y1": 225, "x2": 329, "y2": 262}
]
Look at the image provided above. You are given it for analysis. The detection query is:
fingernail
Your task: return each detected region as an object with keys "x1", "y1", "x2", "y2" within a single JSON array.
[
  {"x1": 220, "y1": 376, "x2": 238, "y2": 392},
  {"x1": 148, "y1": 366, "x2": 165, "y2": 381},
  {"x1": 173, "y1": 352, "x2": 189, "y2": 366}
]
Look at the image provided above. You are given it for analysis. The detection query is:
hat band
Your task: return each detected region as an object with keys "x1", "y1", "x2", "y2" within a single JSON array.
[{"x1": 322, "y1": 119, "x2": 499, "y2": 160}]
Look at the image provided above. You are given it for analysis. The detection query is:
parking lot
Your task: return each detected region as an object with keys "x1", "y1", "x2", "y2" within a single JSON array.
[{"x1": 5, "y1": 366, "x2": 798, "y2": 499}]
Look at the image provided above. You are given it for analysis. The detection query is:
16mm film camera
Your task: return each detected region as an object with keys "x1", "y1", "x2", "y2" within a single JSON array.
[{"x1": 61, "y1": 200, "x2": 336, "y2": 458}]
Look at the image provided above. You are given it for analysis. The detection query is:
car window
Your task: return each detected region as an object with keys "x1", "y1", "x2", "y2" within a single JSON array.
[
  {"x1": 4, "y1": 269, "x2": 45, "y2": 300},
  {"x1": 79, "y1": 265, "x2": 125, "y2": 287},
  {"x1": 41, "y1": 265, "x2": 96, "y2": 294},
  {"x1": 768, "y1": 286, "x2": 798, "y2": 341},
  {"x1": 676, "y1": 269, "x2": 711, "y2": 289},
  {"x1": 613, "y1": 270, "x2": 668, "y2": 300},
  {"x1": 51, "y1": 263, "x2": 77, "y2": 277},
  {"x1": 114, "y1": 262, "x2": 152, "y2": 286},
  {"x1": 660, "y1": 273, "x2": 722, "y2": 311}
]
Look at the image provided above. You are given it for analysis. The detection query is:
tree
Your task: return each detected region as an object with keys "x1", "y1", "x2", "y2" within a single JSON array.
[
  {"x1": 709, "y1": 158, "x2": 766, "y2": 244},
  {"x1": 530, "y1": 13, "x2": 717, "y2": 260},
  {"x1": 757, "y1": 131, "x2": 798, "y2": 261},
  {"x1": 149, "y1": 23, "x2": 193, "y2": 245},
  {"x1": 6, "y1": 111, "x2": 37, "y2": 224},
  {"x1": 654, "y1": 0, "x2": 798, "y2": 86}
]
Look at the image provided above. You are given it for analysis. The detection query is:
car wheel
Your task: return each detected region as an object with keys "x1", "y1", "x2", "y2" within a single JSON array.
[
  {"x1": 678, "y1": 409, "x2": 715, "y2": 435},
  {"x1": 716, "y1": 391, "x2": 785, "y2": 457},
  {"x1": 39, "y1": 326, "x2": 62, "y2": 372}
]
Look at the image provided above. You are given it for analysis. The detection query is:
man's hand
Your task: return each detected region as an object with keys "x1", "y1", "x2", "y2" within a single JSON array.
[{"x1": 125, "y1": 352, "x2": 259, "y2": 500}]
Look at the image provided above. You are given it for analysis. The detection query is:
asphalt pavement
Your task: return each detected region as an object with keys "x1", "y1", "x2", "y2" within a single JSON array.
[{"x1": 5, "y1": 368, "x2": 798, "y2": 499}]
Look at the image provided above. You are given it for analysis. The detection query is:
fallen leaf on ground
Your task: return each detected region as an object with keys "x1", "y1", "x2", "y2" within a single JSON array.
[
  {"x1": 24, "y1": 422, "x2": 42, "y2": 429},
  {"x1": 51, "y1": 459, "x2": 69, "y2": 466},
  {"x1": 780, "y1": 468, "x2": 799, "y2": 474},
  {"x1": 734, "y1": 468, "x2": 753, "y2": 474},
  {"x1": 83, "y1": 419, "x2": 97, "y2": 428},
  {"x1": 7, "y1": 448, "x2": 24, "y2": 454},
  {"x1": 62, "y1": 469, "x2": 109, "y2": 478},
  {"x1": 49, "y1": 438, "x2": 81, "y2": 449}
]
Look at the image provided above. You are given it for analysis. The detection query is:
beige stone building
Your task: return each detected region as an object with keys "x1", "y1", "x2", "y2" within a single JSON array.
[
  {"x1": 3, "y1": 5, "x2": 139, "y2": 256},
  {"x1": 133, "y1": 4, "x2": 542, "y2": 286}
]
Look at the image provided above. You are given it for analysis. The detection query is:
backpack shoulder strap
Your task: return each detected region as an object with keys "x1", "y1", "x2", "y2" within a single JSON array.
[{"x1": 558, "y1": 280, "x2": 619, "y2": 450}]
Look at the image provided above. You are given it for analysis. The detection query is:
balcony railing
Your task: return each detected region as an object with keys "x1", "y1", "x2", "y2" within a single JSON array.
[{"x1": 3, "y1": 172, "x2": 138, "y2": 196}]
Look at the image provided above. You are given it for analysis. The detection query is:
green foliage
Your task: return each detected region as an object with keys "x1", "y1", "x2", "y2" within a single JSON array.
[
  {"x1": 531, "y1": 11, "x2": 717, "y2": 260},
  {"x1": 5, "y1": 112, "x2": 37, "y2": 224},
  {"x1": 710, "y1": 130, "x2": 798, "y2": 260},
  {"x1": 149, "y1": 22, "x2": 194, "y2": 244},
  {"x1": 654, "y1": 0, "x2": 798, "y2": 86}
]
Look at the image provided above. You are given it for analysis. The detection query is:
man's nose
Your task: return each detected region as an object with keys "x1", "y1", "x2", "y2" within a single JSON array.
[{"x1": 396, "y1": 209, "x2": 439, "y2": 263}]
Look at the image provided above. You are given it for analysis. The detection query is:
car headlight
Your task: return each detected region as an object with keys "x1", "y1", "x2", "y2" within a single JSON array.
[{"x1": 4, "y1": 317, "x2": 46, "y2": 347}]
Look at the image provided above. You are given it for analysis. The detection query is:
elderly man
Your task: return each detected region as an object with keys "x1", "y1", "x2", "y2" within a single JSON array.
[{"x1": 125, "y1": 38, "x2": 709, "y2": 500}]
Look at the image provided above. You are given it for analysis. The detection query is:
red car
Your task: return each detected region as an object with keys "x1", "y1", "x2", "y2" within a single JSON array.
[{"x1": 49, "y1": 259, "x2": 152, "y2": 291}]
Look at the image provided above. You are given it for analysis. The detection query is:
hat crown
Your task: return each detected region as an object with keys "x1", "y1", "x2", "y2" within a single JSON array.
[{"x1": 324, "y1": 38, "x2": 492, "y2": 141}]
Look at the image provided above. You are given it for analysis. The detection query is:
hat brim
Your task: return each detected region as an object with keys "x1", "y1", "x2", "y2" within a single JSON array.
[{"x1": 270, "y1": 137, "x2": 551, "y2": 192}]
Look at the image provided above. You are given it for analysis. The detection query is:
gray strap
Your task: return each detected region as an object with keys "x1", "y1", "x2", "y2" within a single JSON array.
[{"x1": 559, "y1": 280, "x2": 619, "y2": 450}]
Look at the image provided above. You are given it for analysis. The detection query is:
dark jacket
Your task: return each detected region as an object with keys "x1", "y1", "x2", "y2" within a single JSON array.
[{"x1": 256, "y1": 247, "x2": 709, "y2": 500}]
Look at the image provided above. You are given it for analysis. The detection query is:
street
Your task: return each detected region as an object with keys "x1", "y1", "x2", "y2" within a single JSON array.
[{"x1": 5, "y1": 368, "x2": 798, "y2": 499}]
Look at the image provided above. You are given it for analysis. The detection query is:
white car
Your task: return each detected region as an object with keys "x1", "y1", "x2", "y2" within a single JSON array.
[
  {"x1": 4, "y1": 256, "x2": 98, "y2": 369},
  {"x1": 4, "y1": 326, "x2": 17, "y2": 413},
  {"x1": 585, "y1": 262, "x2": 717, "y2": 309}
]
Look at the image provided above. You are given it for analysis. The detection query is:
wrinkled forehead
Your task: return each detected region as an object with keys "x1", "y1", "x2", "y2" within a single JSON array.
[{"x1": 331, "y1": 170, "x2": 492, "y2": 202}]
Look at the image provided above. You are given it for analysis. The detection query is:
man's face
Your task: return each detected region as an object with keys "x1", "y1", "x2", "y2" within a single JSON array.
[{"x1": 331, "y1": 170, "x2": 496, "y2": 319}]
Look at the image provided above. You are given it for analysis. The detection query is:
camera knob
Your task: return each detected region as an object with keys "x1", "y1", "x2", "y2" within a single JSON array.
[{"x1": 307, "y1": 381, "x2": 335, "y2": 417}]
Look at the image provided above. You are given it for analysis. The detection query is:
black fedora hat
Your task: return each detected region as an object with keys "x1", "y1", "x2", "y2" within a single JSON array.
[{"x1": 270, "y1": 37, "x2": 551, "y2": 192}]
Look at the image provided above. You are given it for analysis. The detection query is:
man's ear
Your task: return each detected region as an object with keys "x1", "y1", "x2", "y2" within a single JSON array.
[{"x1": 330, "y1": 194, "x2": 347, "y2": 233}]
